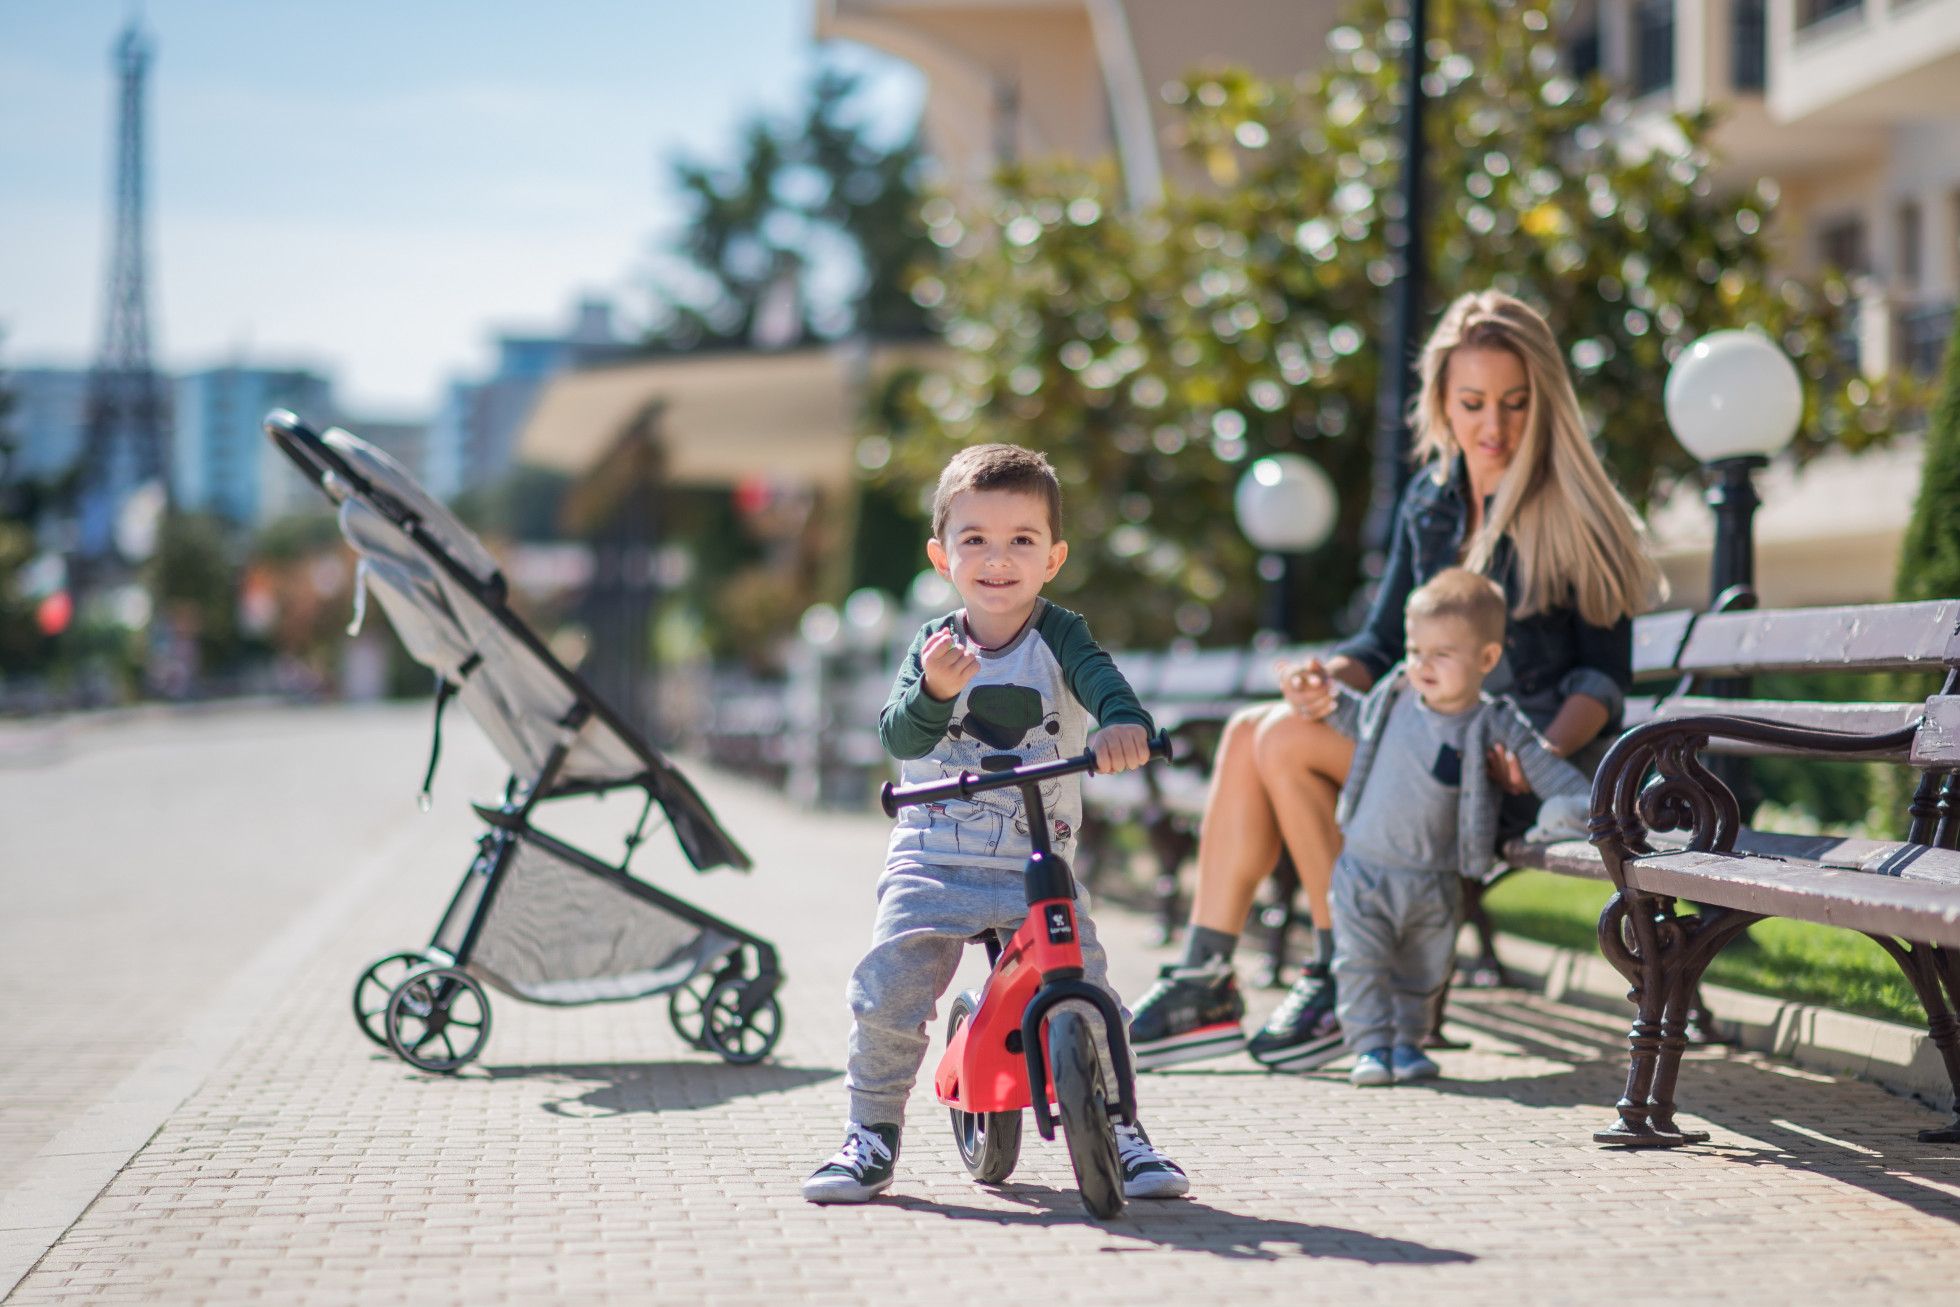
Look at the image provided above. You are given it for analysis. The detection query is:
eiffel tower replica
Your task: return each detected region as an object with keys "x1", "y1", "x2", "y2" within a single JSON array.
[{"x1": 74, "y1": 21, "x2": 170, "y2": 579}]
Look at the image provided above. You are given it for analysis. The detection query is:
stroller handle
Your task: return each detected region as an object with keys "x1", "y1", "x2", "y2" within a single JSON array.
[{"x1": 880, "y1": 730, "x2": 1172, "y2": 818}]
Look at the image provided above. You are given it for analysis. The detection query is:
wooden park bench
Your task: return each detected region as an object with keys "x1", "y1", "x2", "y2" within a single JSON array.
[{"x1": 1501, "y1": 597, "x2": 1960, "y2": 1146}]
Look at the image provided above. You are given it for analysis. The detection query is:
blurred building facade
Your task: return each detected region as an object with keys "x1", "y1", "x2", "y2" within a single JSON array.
[
  {"x1": 173, "y1": 365, "x2": 334, "y2": 526},
  {"x1": 424, "y1": 297, "x2": 637, "y2": 501},
  {"x1": 7, "y1": 368, "x2": 91, "y2": 485}
]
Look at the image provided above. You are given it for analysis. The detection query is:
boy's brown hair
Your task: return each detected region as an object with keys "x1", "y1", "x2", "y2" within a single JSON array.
[
  {"x1": 930, "y1": 443, "x2": 1064, "y2": 540},
  {"x1": 1406, "y1": 567, "x2": 1508, "y2": 647}
]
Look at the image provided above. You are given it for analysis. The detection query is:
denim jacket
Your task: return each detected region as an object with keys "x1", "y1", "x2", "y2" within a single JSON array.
[{"x1": 1333, "y1": 456, "x2": 1632, "y2": 730}]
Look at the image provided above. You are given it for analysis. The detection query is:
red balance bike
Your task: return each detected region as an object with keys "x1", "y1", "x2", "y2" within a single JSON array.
[{"x1": 879, "y1": 732, "x2": 1171, "y2": 1219}]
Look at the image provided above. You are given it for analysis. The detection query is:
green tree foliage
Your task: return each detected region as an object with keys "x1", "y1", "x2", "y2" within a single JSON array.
[
  {"x1": 879, "y1": 0, "x2": 1907, "y2": 648},
  {"x1": 147, "y1": 513, "x2": 241, "y2": 671},
  {"x1": 1894, "y1": 312, "x2": 1960, "y2": 604},
  {"x1": 652, "y1": 67, "x2": 935, "y2": 348}
]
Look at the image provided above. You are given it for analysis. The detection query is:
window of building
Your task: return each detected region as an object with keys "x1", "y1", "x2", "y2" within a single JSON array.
[
  {"x1": 1731, "y1": 0, "x2": 1767, "y2": 92},
  {"x1": 1564, "y1": 27, "x2": 1600, "y2": 81},
  {"x1": 1898, "y1": 201, "x2": 1923, "y2": 287},
  {"x1": 1798, "y1": 0, "x2": 1864, "y2": 30},
  {"x1": 1632, "y1": 0, "x2": 1675, "y2": 96},
  {"x1": 1818, "y1": 217, "x2": 1868, "y2": 276}
]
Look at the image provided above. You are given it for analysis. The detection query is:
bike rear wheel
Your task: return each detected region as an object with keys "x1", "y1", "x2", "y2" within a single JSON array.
[
  {"x1": 1046, "y1": 1007, "x2": 1123, "y2": 1219},
  {"x1": 947, "y1": 991, "x2": 1022, "y2": 1183}
]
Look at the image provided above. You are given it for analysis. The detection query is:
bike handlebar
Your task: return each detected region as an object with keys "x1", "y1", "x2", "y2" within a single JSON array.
[{"x1": 879, "y1": 730, "x2": 1173, "y2": 818}]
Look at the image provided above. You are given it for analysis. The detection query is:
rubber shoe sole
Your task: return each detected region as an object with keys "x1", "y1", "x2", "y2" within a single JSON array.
[
  {"x1": 1248, "y1": 1028, "x2": 1346, "y2": 1073},
  {"x1": 801, "y1": 1172, "x2": 894, "y2": 1204},
  {"x1": 1123, "y1": 1167, "x2": 1192, "y2": 1199},
  {"x1": 1131, "y1": 1021, "x2": 1248, "y2": 1071}
]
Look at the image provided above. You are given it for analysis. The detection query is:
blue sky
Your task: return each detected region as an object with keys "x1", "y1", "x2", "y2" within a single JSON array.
[{"x1": 0, "y1": 0, "x2": 922, "y2": 414}]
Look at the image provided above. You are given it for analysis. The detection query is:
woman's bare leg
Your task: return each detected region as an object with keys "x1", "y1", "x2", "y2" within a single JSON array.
[
  {"x1": 1188, "y1": 704, "x2": 1288, "y2": 936},
  {"x1": 1249, "y1": 711, "x2": 1353, "y2": 931}
]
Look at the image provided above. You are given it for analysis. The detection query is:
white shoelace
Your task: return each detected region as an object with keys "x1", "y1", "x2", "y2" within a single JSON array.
[
  {"x1": 827, "y1": 1125, "x2": 892, "y2": 1176},
  {"x1": 1114, "y1": 1124, "x2": 1168, "y2": 1171}
]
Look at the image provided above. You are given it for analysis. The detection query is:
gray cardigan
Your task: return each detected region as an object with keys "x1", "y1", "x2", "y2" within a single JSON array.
[{"x1": 1325, "y1": 664, "x2": 1590, "y2": 882}]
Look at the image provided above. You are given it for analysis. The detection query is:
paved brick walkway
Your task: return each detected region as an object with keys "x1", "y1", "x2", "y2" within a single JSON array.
[{"x1": 5, "y1": 708, "x2": 1958, "y2": 1302}]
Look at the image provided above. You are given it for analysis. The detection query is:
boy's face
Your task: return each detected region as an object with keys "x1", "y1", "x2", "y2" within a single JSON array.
[
  {"x1": 1404, "y1": 612, "x2": 1502, "y2": 710},
  {"x1": 925, "y1": 489, "x2": 1066, "y2": 622}
]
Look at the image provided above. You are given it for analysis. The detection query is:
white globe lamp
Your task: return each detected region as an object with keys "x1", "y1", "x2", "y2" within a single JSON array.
[
  {"x1": 1664, "y1": 329, "x2": 1803, "y2": 464},
  {"x1": 1233, "y1": 454, "x2": 1339, "y2": 637}
]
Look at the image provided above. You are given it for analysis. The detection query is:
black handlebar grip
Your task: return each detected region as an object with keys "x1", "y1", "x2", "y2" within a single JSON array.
[
  {"x1": 879, "y1": 781, "x2": 899, "y2": 819},
  {"x1": 1149, "y1": 729, "x2": 1174, "y2": 765}
]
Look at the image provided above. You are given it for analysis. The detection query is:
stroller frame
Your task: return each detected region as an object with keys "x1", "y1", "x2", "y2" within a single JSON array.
[{"x1": 265, "y1": 410, "x2": 783, "y2": 1072}]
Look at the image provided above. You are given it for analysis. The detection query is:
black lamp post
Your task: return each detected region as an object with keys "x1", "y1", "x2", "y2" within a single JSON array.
[
  {"x1": 1664, "y1": 331, "x2": 1804, "y2": 815},
  {"x1": 1366, "y1": 0, "x2": 1429, "y2": 558}
]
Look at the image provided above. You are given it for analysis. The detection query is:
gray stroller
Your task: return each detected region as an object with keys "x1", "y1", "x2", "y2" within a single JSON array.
[{"x1": 265, "y1": 410, "x2": 783, "y2": 1073}]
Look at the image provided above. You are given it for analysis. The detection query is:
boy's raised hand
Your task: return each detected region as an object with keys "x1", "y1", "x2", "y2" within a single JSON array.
[
  {"x1": 919, "y1": 627, "x2": 980, "y2": 702},
  {"x1": 1087, "y1": 723, "x2": 1150, "y2": 774}
]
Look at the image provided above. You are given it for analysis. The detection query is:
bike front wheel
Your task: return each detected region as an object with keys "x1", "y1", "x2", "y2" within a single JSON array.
[{"x1": 1046, "y1": 1007, "x2": 1123, "y2": 1219}]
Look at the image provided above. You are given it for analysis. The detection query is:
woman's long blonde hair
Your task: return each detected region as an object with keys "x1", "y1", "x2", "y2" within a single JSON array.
[{"x1": 1410, "y1": 290, "x2": 1663, "y2": 626}]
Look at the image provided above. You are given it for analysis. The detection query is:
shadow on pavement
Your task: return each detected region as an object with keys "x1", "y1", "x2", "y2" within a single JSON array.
[
  {"x1": 887, "y1": 1190, "x2": 1477, "y2": 1264},
  {"x1": 467, "y1": 1059, "x2": 840, "y2": 1117},
  {"x1": 1419, "y1": 999, "x2": 1960, "y2": 1227}
]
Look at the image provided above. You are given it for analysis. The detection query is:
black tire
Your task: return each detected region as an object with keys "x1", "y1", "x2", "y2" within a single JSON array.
[
  {"x1": 1047, "y1": 1007, "x2": 1123, "y2": 1220},
  {"x1": 667, "y1": 970, "x2": 718, "y2": 1049},
  {"x1": 946, "y1": 991, "x2": 1022, "y2": 1184},
  {"x1": 352, "y1": 951, "x2": 427, "y2": 1048},
  {"x1": 384, "y1": 965, "x2": 492, "y2": 1073},
  {"x1": 700, "y1": 975, "x2": 783, "y2": 1065}
]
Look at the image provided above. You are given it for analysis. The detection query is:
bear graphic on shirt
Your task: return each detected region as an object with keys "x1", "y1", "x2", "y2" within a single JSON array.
[{"x1": 923, "y1": 682, "x2": 1070, "y2": 857}]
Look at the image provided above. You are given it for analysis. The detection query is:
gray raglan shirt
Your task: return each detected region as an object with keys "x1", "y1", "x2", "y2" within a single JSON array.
[
  {"x1": 880, "y1": 598, "x2": 1153, "y2": 871},
  {"x1": 1325, "y1": 663, "x2": 1590, "y2": 882}
]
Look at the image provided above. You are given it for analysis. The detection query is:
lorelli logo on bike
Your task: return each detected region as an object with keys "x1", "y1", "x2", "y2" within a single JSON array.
[{"x1": 1044, "y1": 904, "x2": 1074, "y2": 943}]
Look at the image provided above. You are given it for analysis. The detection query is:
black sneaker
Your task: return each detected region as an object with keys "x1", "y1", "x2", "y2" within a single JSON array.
[
  {"x1": 801, "y1": 1122, "x2": 900, "y2": 1204},
  {"x1": 1247, "y1": 963, "x2": 1343, "y2": 1071},
  {"x1": 1128, "y1": 959, "x2": 1246, "y2": 1070},
  {"x1": 1115, "y1": 1121, "x2": 1190, "y2": 1199}
]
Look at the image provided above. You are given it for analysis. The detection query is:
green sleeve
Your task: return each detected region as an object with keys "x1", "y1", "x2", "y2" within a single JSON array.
[
  {"x1": 880, "y1": 615, "x2": 960, "y2": 759},
  {"x1": 1035, "y1": 605, "x2": 1155, "y2": 733}
]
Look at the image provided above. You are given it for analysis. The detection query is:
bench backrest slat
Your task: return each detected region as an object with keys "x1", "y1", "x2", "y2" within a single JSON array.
[
  {"x1": 1155, "y1": 648, "x2": 1246, "y2": 698},
  {"x1": 1631, "y1": 609, "x2": 1695, "y2": 679},
  {"x1": 1671, "y1": 600, "x2": 1960, "y2": 677},
  {"x1": 1909, "y1": 696, "x2": 1960, "y2": 766}
]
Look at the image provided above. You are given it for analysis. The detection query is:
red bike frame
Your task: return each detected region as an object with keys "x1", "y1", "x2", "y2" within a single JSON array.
[{"x1": 882, "y1": 739, "x2": 1165, "y2": 1142}]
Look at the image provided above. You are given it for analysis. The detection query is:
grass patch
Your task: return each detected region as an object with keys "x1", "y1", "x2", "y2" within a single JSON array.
[{"x1": 1482, "y1": 870, "x2": 1926, "y2": 1027}]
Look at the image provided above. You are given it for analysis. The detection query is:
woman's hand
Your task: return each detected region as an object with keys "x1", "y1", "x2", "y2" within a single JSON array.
[
  {"x1": 1485, "y1": 743, "x2": 1531, "y2": 795},
  {"x1": 1275, "y1": 657, "x2": 1338, "y2": 721}
]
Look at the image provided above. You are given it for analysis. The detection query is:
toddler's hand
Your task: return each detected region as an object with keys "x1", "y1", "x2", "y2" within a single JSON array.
[
  {"x1": 1276, "y1": 656, "x2": 1337, "y2": 720},
  {"x1": 1088, "y1": 723, "x2": 1150, "y2": 774},
  {"x1": 1485, "y1": 743, "x2": 1530, "y2": 795},
  {"x1": 919, "y1": 627, "x2": 980, "y2": 701}
]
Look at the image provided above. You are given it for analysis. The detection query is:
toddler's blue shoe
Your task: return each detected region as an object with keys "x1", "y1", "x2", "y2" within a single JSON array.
[
  {"x1": 1349, "y1": 1048, "x2": 1393, "y2": 1087},
  {"x1": 1391, "y1": 1044, "x2": 1440, "y2": 1083}
]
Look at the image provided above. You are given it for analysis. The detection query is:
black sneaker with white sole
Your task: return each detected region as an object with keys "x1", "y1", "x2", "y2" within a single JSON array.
[
  {"x1": 1246, "y1": 963, "x2": 1343, "y2": 1071},
  {"x1": 801, "y1": 1122, "x2": 900, "y2": 1204},
  {"x1": 1115, "y1": 1121, "x2": 1190, "y2": 1199},
  {"x1": 1128, "y1": 960, "x2": 1246, "y2": 1070}
]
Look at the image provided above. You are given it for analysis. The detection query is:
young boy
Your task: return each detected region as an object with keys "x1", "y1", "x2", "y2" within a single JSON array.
[
  {"x1": 1307, "y1": 568, "x2": 1590, "y2": 1086},
  {"x1": 803, "y1": 443, "x2": 1190, "y2": 1204}
]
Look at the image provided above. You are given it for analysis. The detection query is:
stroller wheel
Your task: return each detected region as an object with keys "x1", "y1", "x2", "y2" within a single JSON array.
[
  {"x1": 385, "y1": 965, "x2": 492, "y2": 1073},
  {"x1": 353, "y1": 952, "x2": 428, "y2": 1048},
  {"x1": 667, "y1": 971, "x2": 718, "y2": 1050},
  {"x1": 700, "y1": 976, "x2": 783, "y2": 1066}
]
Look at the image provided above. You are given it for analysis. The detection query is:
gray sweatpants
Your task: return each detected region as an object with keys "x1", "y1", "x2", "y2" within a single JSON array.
[
  {"x1": 845, "y1": 858, "x2": 1124, "y2": 1127},
  {"x1": 1330, "y1": 853, "x2": 1464, "y2": 1056}
]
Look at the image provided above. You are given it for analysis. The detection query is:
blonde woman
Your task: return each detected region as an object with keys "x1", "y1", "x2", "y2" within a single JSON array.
[{"x1": 1128, "y1": 290, "x2": 1662, "y2": 1072}]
